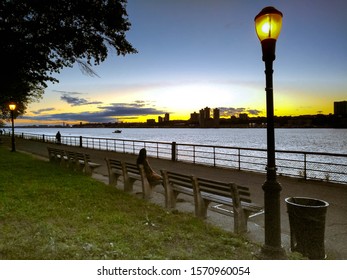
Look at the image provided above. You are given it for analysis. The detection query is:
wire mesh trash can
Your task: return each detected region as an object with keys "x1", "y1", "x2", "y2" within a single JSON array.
[{"x1": 285, "y1": 197, "x2": 329, "y2": 259}]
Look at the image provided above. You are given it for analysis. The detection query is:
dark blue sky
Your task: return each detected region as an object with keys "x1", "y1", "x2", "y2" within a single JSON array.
[{"x1": 19, "y1": 0, "x2": 347, "y2": 125}]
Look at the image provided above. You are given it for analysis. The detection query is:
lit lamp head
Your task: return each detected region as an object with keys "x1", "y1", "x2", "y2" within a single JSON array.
[
  {"x1": 255, "y1": 6, "x2": 283, "y2": 62},
  {"x1": 9, "y1": 103, "x2": 16, "y2": 111}
]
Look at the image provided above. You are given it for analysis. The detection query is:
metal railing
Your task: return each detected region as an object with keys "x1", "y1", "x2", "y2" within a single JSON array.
[{"x1": 13, "y1": 132, "x2": 347, "y2": 184}]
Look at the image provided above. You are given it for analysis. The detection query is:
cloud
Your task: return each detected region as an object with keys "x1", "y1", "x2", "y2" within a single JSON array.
[
  {"x1": 20, "y1": 101, "x2": 168, "y2": 123},
  {"x1": 20, "y1": 111, "x2": 114, "y2": 123},
  {"x1": 246, "y1": 109, "x2": 262, "y2": 115},
  {"x1": 31, "y1": 108, "x2": 56, "y2": 115},
  {"x1": 60, "y1": 94, "x2": 102, "y2": 106},
  {"x1": 219, "y1": 107, "x2": 263, "y2": 117},
  {"x1": 52, "y1": 90, "x2": 103, "y2": 107},
  {"x1": 219, "y1": 107, "x2": 245, "y2": 116},
  {"x1": 60, "y1": 94, "x2": 103, "y2": 106},
  {"x1": 98, "y1": 101, "x2": 167, "y2": 117}
]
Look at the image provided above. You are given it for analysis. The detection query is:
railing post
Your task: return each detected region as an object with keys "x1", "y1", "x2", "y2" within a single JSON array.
[
  {"x1": 238, "y1": 148, "x2": 241, "y2": 171},
  {"x1": 171, "y1": 142, "x2": 177, "y2": 161},
  {"x1": 79, "y1": 136, "x2": 83, "y2": 148},
  {"x1": 193, "y1": 145, "x2": 195, "y2": 163},
  {"x1": 42, "y1": 134, "x2": 45, "y2": 142},
  {"x1": 304, "y1": 153, "x2": 307, "y2": 180},
  {"x1": 213, "y1": 147, "x2": 216, "y2": 167}
]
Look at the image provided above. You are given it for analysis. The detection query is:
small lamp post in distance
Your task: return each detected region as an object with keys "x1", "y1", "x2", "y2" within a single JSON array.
[
  {"x1": 9, "y1": 102, "x2": 16, "y2": 152},
  {"x1": 254, "y1": 6, "x2": 286, "y2": 259}
]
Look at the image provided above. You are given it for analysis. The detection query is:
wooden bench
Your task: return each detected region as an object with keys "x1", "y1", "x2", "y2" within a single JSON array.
[
  {"x1": 160, "y1": 170, "x2": 195, "y2": 210},
  {"x1": 122, "y1": 162, "x2": 155, "y2": 198},
  {"x1": 65, "y1": 150, "x2": 83, "y2": 170},
  {"x1": 192, "y1": 177, "x2": 264, "y2": 234},
  {"x1": 47, "y1": 147, "x2": 67, "y2": 166},
  {"x1": 105, "y1": 158, "x2": 157, "y2": 199},
  {"x1": 105, "y1": 158, "x2": 123, "y2": 187},
  {"x1": 122, "y1": 162, "x2": 143, "y2": 192},
  {"x1": 47, "y1": 146, "x2": 60, "y2": 162},
  {"x1": 48, "y1": 148, "x2": 101, "y2": 176},
  {"x1": 64, "y1": 150, "x2": 101, "y2": 176},
  {"x1": 82, "y1": 153, "x2": 102, "y2": 175},
  {"x1": 161, "y1": 169, "x2": 263, "y2": 234}
]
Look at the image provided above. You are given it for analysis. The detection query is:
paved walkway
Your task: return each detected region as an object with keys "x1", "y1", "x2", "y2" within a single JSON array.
[{"x1": 2, "y1": 137, "x2": 347, "y2": 259}]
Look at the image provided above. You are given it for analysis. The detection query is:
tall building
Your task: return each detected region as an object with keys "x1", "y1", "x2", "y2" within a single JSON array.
[
  {"x1": 199, "y1": 107, "x2": 211, "y2": 127},
  {"x1": 334, "y1": 101, "x2": 347, "y2": 116},
  {"x1": 199, "y1": 109, "x2": 205, "y2": 126},
  {"x1": 213, "y1": 108, "x2": 220, "y2": 126},
  {"x1": 158, "y1": 113, "x2": 169, "y2": 124},
  {"x1": 164, "y1": 113, "x2": 170, "y2": 122},
  {"x1": 203, "y1": 107, "x2": 211, "y2": 119}
]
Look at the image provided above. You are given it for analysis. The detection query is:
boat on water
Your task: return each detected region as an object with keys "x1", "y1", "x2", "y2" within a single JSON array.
[{"x1": 113, "y1": 130, "x2": 122, "y2": 133}]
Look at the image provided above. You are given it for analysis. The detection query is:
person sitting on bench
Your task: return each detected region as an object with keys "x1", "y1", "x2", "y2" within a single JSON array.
[{"x1": 136, "y1": 148, "x2": 162, "y2": 186}]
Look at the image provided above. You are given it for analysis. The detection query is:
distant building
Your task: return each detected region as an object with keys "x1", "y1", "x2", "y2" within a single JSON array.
[
  {"x1": 203, "y1": 107, "x2": 211, "y2": 119},
  {"x1": 198, "y1": 107, "x2": 220, "y2": 127},
  {"x1": 213, "y1": 108, "x2": 220, "y2": 119},
  {"x1": 287, "y1": 118, "x2": 313, "y2": 128},
  {"x1": 158, "y1": 113, "x2": 169, "y2": 124},
  {"x1": 239, "y1": 113, "x2": 249, "y2": 120},
  {"x1": 190, "y1": 112, "x2": 199, "y2": 123},
  {"x1": 164, "y1": 113, "x2": 170, "y2": 122},
  {"x1": 334, "y1": 101, "x2": 347, "y2": 116},
  {"x1": 146, "y1": 119, "x2": 156, "y2": 125},
  {"x1": 199, "y1": 107, "x2": 211, "y2": 127},
  {"x1": 213, "y1": 108, "x2": 220, "y2": 126}
]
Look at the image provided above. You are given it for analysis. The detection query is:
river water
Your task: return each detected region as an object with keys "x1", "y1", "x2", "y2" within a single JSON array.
[{"x1": 14, "y1": 127, "x2": 347, "y2": 154}]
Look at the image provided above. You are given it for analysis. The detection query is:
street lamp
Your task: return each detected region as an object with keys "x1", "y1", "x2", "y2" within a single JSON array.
[
  {"x1": 9, "y1": 102, "x2": 16, "y2": 152},
  {"x1": 254, "y1": 7, "x2": 286, "y2": 259}
]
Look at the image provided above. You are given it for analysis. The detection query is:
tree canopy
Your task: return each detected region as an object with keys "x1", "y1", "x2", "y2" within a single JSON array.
[{"x1": 0, "y1": 0, "x2": 136, "y2": 120}]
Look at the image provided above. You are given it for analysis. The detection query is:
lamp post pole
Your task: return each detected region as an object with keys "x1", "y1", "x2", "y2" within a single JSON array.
[
  {"x1": 255, "y1": 7, "x2": 286, "y2": 259},
  {"x1": 262, "y1": 50, "x2": 284, "y2": 256},
  {"x1": 9, "y1": 103, "x2": 16, "y2": 152}
]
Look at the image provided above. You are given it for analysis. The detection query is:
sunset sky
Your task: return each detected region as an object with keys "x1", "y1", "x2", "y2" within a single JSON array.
[{"x1": 17, "y1": 0, "x2": 347, "y2": 125}]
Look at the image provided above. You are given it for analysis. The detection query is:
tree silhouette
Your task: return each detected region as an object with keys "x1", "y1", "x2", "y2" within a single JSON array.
[{"x1": 0, "y1": 0, "x2": 137, "y2": 119}]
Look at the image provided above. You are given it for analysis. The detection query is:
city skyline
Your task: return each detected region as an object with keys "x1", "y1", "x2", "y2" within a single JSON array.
[
  {"x1": 11, "y1": 0, "x2": 347, "y2": 125},
  {"x1": 15, "y1": 101, "x2": 345, "y2": 129}
]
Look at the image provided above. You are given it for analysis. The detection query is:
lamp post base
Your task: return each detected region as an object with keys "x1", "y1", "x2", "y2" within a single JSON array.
[
  {"x1": 260, "y1": 178, "x2": 286, "y2": 259},
  {"x1": 259, "y1": 244, "x2": 287, "y2": 260}
]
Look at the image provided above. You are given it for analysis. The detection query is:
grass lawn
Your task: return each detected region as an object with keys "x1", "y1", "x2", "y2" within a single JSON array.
[{"x1": 0, "y1": 146, "x2": 260, "y2": 260}]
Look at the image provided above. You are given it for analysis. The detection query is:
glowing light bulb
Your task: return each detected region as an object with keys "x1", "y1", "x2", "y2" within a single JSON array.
[{"x1": 262, "y1": 22, "x2": 270, "y2": 34}]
